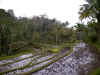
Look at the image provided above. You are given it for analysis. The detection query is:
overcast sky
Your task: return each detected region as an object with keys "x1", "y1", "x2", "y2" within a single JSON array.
[{"x1": 0, "y1": 0, "x2": 86, "y2": 26}]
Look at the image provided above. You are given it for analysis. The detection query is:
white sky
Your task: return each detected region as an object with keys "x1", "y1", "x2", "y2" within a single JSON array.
[{"x1": 0, "y1": 0, "x2": 86, "y2": 26}]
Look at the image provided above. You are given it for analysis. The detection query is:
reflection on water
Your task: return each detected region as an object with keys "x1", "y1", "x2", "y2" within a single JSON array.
[
  {"x1": 33, "y1": 43, "x2": 95, "y2": 75},
  {"x1": 0, "y1": 42, "x2": 97, "y2": 75}
]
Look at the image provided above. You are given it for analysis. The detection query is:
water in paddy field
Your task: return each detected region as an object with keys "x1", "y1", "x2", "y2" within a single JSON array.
[
  {"x1": 0, "y1": 42, "x2": 98, "y2": 75},
  {"x1": 33, "y1": 43, "x2": 97, "y2": 75}
]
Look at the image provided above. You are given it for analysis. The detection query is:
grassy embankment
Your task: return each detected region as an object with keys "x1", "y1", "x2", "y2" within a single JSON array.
[{"x1": 0, "y1": 42, "x2": 76, "y2": 75}]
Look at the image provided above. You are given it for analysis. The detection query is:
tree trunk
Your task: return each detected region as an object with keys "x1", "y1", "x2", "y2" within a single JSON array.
[
  {"x1": 0, "y1": 24, "x2": 10, "y2": 56},
  {"x1": 96, "y1": 13, "x2": 100, "y2": 43}
]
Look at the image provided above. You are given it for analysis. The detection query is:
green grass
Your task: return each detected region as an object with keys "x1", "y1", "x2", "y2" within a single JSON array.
[
  {"x1": 0, "y1": 47, "x2": 40, "y2": 61},
  {"x1": 85, "y1": 41, "x2": 100, "y2": 75},
  {"x1": 91, "y1": 68, "x2": 100, "y2": 75},
  {"x1": 23, "y1": 42, "x2": 75, "y2": 75},
  {"x1": 87, "y1": 41, "x2": 100, "y2": 53},
  {"x1": 0, "y1": 54, "x2": 55, "y2": 75},
  {"x1": 0, "y1": 55, "x2": 43, "y2": 75},
  {"x1": 0, "y1": 55, "x2": 33, "y2": 66},
  {"x1": 48, "y1": 48, "x2": 60, "y2": 53},
  {"x1": 0, "y1": 49, "x2": 40, "y2": 66},
  {"x1": 0, "y1": 52, "x2": 31, "y2": 61},
  {"x1": 94, "y1": 44, "x2": 100, "y2": 52},
  {"x1": 0, "y1": 42, "x2": 76, "y2": 75},
  {"x1": 23, "y1": 45, "x2": 73, "y2": 75}
]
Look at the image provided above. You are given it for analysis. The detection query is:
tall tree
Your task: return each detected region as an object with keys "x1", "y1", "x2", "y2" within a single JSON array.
[
  {"x1": 0, "y1": 9, "x2": 14, "y2": 55},
  {"x1": 79, "y1": 0, "x2": 100, "y2": 43}
]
